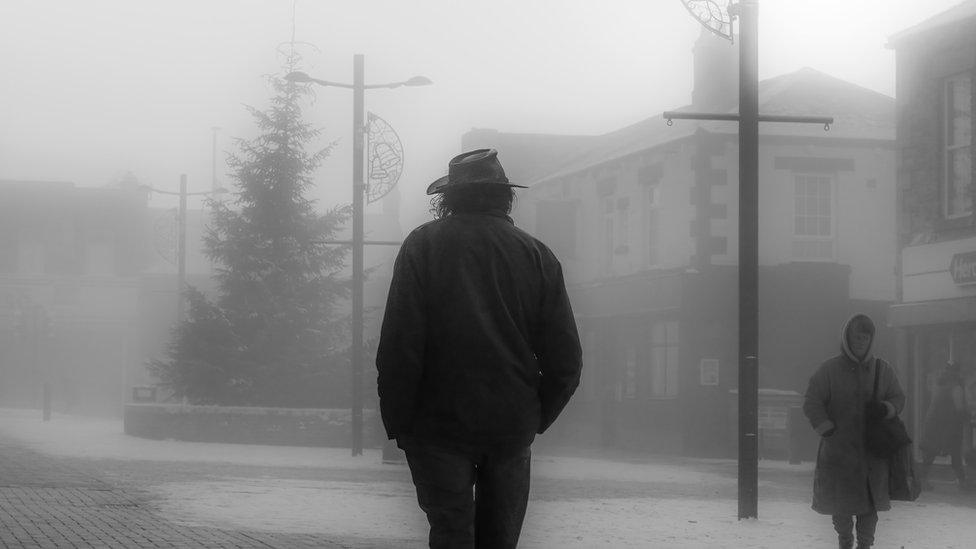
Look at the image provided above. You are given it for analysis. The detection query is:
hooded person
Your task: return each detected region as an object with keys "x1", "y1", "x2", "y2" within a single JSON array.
[{"x1": 802, "y1": 313, "x2": 906, "y2": 549}]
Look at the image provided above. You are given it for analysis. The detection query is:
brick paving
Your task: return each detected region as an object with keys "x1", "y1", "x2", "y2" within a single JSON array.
[{"x1": 0, "y1": 440, "x2": 357, "y2": 548}]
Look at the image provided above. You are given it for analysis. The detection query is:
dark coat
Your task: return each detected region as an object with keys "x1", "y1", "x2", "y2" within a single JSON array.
[
  {"x1": 376, "y1": 211, "x2": 582, "y2": 449},
  {"x1": 803, "y1": 314, "x2": 906, "y2": 515}
]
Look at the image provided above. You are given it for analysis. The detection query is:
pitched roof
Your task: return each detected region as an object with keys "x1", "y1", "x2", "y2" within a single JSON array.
[
  {"x1": 887, "y1": 0, "x2": 976, "y2": 47},
  {"x1": 530, "y1": 67, "x2": 893, "y2": 186}
]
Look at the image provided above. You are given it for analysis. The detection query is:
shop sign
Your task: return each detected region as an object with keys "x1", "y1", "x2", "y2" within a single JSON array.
[
  {"x1": 950, "y1": 251, "x2": 976, "y2": 285},
  {"x1": 700, "y1": 358, "x2": 719, "y2": 386}
]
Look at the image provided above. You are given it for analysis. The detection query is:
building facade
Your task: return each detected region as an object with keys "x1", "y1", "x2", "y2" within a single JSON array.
[
  {"x1": 0, "y1": 180, "x2": 149, "y2": 416},
  {"x1": 470, "y1": 33, "x2": 898, "y2": 457},
  {"x1": 887, "y1": 1, "x2": 976, "y2": 458}
]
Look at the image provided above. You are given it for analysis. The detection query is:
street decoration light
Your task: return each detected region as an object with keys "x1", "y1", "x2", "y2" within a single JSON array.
[
  {"x1": 285, "y1": 56, "x2": 431, "y2": 457},
  {"x1": 668, "y1": 0, "x2": 832, "y2": 519},
  {"x1": 365, "y1": 112, "x2": 404, "y2": 204},
  {"x1": 682, "y1": 0, "x2": 734, "y2": 41},
  {"x1": 141, "y1": 175, "x2": 228, "y2": 323}
]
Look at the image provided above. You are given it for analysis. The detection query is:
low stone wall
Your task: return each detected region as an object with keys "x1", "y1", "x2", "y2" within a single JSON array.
[{"x1": 123, "y1": 403, "x2": 384, "y2": 448}]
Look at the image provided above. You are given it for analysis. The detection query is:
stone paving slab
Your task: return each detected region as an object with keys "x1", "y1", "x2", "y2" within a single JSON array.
[{"x1": 0, "y1": 440, "x2": 358, "y2": 548}]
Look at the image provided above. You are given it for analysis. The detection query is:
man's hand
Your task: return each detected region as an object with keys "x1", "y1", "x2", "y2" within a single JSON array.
[{"x1": 865, "y1": 401, "x2": 887, "y2": 421}]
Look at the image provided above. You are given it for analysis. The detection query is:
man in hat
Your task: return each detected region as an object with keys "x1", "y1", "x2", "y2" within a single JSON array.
[{"x1": 376, "y1": 148, "x2": 583, "y2": 548}]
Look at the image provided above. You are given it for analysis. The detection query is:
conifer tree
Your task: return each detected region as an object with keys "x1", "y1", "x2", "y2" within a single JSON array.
[{"x1": 151, "y1": 72, "x2": 351, "y2": 407}]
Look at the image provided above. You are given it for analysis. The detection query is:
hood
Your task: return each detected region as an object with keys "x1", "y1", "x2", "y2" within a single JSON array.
[{"x1": 840, "y1": 313, "x2": 875, "y2": 365}]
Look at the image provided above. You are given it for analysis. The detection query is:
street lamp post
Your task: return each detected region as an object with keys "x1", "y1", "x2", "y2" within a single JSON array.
[
  {"x1": 285, "y1": 55, "x2": 430, "y2": 457},
  {"x1": 669, "y1": 0, "x2": 833, "y2": 519},
  {"x1": 142, "y1": 175, "x2": 227, "y2": 323}
]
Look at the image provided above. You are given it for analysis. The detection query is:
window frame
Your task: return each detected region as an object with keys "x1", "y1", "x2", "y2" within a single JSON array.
[
  {"x1": 601, "y1": 196, "x2": 615, "y2": 274},
  {"x1": 944, "y1": 74, "x2": 973, "y2": 220},
  {"x1": 646, "y1": 320, "x2": 679, "y2": 398},
  {"x1": 791, "y1": 172, "x2": 836, "y2": 261},
  {"x1": 643, "y1": 183, "x2": 660, "y2": 268}
]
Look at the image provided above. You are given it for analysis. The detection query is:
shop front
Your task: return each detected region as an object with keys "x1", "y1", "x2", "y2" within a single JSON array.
[{"x1": 890, "y1": 237, "x2": 976, "y2": 462}]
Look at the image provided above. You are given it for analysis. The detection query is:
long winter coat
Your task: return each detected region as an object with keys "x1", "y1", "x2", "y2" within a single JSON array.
[
  {"x1": 802, "y1": 314, "x2": 906, "y2": 515},
  {"x1": 376, "y1": 211, "x2": 583, "y2": 450}
]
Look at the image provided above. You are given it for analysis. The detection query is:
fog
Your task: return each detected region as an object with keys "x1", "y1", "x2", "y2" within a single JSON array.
[
  {"x1": 0, "y1": 1, "x2": 958, "y2": 223},
  {"x1": 2, "y1": 1, "x2": 976, "y2": 547}
]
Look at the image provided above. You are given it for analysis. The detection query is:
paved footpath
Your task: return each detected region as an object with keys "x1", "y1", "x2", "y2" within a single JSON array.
[{"x1": 0, "y1": 440, "x2": 360, "y2": 549}]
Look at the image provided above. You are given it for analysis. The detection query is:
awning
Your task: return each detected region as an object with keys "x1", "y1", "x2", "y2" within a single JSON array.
[
  {"x1": 888, "y1": 296, "x2": 976, "y2": 327},
  {"x1": 569, "y1": 271, "x2": 684, "y2": 318}
]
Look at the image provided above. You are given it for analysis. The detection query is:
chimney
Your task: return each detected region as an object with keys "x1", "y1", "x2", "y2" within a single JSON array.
[{"x1": 691, "y1": 27, "x2": 739, "y2": 111}]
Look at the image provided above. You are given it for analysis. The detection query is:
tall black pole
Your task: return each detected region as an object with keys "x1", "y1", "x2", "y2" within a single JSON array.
[
  {"x1": 351, "y1": 54, "x2": 365, "y2": 456},
  {"x1": 177, "y1": 174, "x2": 188, "y2": 324},
  {"x1": 737, "y1": 0, "x2": 760, "y2": 520}
]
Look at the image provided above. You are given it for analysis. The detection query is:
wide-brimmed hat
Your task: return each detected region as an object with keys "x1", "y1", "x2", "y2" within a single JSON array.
[{"x1": 426, "y1": 148, "x2": 527, "y2": 195}]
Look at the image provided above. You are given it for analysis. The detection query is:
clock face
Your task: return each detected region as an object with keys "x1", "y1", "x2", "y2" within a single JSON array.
[{"x1": 366, "y1": 112, "x2": 404, "y2": 204}]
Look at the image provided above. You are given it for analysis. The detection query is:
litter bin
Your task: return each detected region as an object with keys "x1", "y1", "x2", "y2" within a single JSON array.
[
  {"x1": 729, "y1": 388, "x2": 803, "y2": 460},
  {"x1": 131, "y1": 386, "x2": 157, "y2": 403}
]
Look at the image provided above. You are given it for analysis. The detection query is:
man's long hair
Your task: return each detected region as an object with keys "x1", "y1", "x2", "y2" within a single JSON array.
[{"x1": 430, "y1": 184, "x2": 516, "y2": 219}]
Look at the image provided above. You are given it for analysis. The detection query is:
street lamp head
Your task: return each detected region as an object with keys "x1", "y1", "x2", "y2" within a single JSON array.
[
  {"x1": 403, "y1": 76, "x2": 433, "y2": 87},
  {"x1": 284, "y1": 71, "x2": 314, "y2": 83}
]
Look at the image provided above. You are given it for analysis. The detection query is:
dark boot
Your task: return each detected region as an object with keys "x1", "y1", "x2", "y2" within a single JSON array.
[{"x1": 838, "y1": 537, "x2": 853, "y2": 549}]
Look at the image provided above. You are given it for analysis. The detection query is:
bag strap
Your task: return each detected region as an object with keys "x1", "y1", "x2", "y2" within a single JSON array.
[{"x1": 872, "y1": 358, "x2": 881, "y2": 402}]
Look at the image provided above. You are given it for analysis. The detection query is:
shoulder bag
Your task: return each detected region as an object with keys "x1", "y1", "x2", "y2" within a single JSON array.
[{"x1": 865, "y1": 359, "x2": 920, "y2": 501}]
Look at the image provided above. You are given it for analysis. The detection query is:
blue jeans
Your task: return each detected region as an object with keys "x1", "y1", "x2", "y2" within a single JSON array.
[{"x1": 400, "y1": 438, "x2": 531, "y2": 549}]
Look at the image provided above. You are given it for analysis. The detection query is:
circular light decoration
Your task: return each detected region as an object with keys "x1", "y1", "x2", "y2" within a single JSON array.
[
  {"x1": 366, "y1": 112, "x2": 404, "y2": 204},
  {"x1": 681, "y1": 0, "x2": 735, "y2": 42}
]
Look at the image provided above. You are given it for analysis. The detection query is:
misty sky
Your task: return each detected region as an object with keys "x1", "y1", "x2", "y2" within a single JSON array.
[{"x1": 0, "y1": 0, "x2": 965, "y2": 229}]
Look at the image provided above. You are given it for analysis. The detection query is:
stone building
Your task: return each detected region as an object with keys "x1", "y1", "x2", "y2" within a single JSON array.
[
  {"x1": 0, "y1": 180, "x2": 148, "y2": 415},
  {"x1": 887, "y1": 0, "x2": 976, "y2": 454},
  {"x1": 467, "y1": 31, "x2": 898, "y2": 457}
]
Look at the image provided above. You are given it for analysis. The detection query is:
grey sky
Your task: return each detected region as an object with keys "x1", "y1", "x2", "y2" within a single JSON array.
[{"x1": 0, "y1": 0, "x2": 964, "y2": 228}]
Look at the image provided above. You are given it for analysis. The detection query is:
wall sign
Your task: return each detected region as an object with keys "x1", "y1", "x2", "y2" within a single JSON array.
[
  {"x1": 950, "y1": 251, "x2": 976, "y2": 285},
  {"x1": 700, "y1": 358, "x2": 720, "y2": 386}
]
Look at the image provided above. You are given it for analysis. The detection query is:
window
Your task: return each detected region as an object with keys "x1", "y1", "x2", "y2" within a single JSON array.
[
  {"x1": 638, "y1": 163, "x2": 663, "y2": 187},
  {"x1": 623, "y1": 345, "x2": 638, "y2": 399},
  {"x1": 945, "y1": 75, "x2": 972, "y2": 219},
  {"x1": 87, "y1": 228, "x2": 116, "y2": 276},
  {"x1": 602, "y1": 197, "x2": 614, "y2": 272},
  {"x1": 644, "y1": 184, "x2": 660, "y2": 267},
  {"x1": 535, "y1": 201, "x2": 577, "y2": 259},
  {"x1": 0, "y1": 225, "x2": 17, "y2": 274},
  {"x1": 44, "y1": 220, "x2": 83, "y2": 275},
  {"x1": 792, "y1": 174, "x2": 834, "y2": 260},
  {"x1": 616, "y1": 197, "x2": 630, "y2": 253},
  {"x1": 646, "y1": 320, "x2": 679, "y2": 397}
]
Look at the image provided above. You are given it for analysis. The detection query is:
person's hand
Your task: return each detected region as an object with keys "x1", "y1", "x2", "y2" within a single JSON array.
[
  {"x1": 865, "y1": 401, "x2": 887, "y2": 420},
  {"x1": 821, "y1": 426, "x2": 835, "y2": 437}
]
